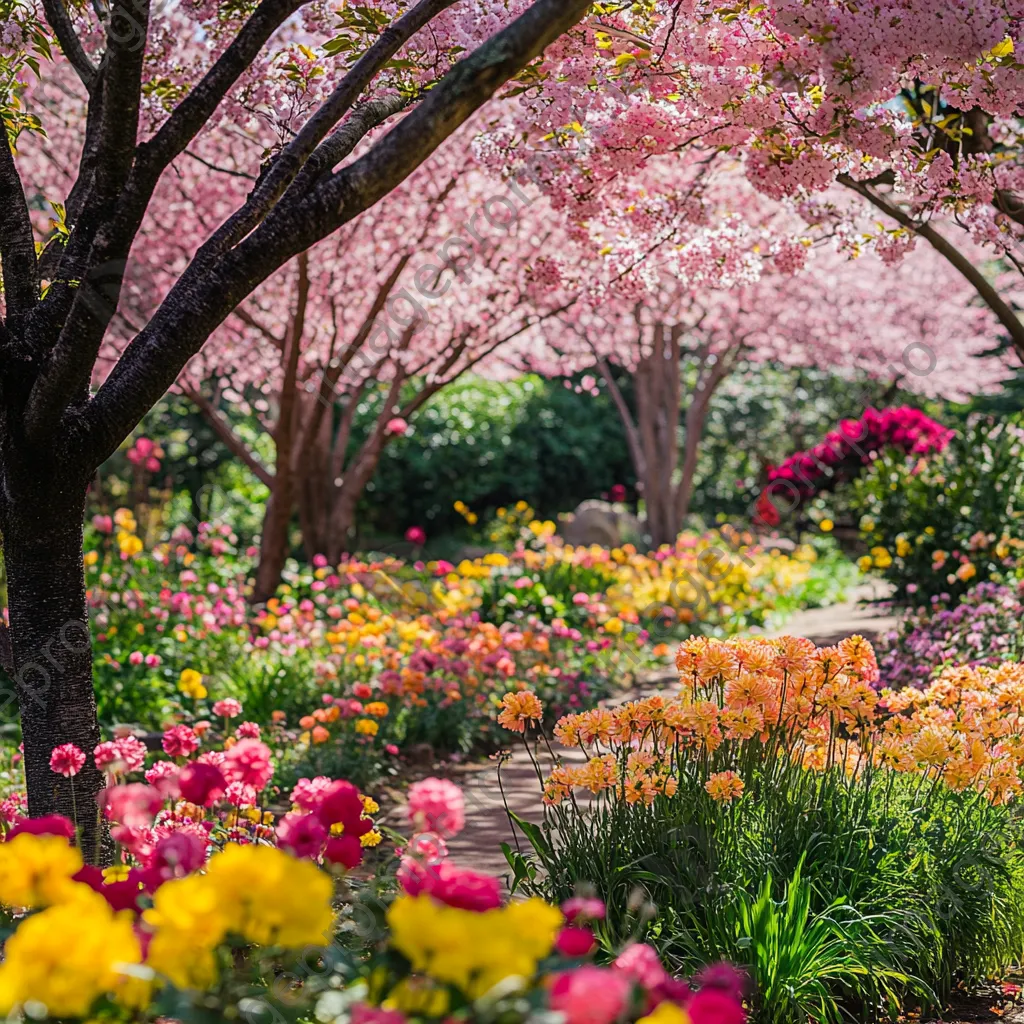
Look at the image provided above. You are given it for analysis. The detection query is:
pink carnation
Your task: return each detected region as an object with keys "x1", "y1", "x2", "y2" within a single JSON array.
[
  {"x1": 212, "y1": 698, "x2": 243, "y2": 719},
  {"x1": 235, "y1": 721, "x2": 261, "y2": 739},
  {"x1": 101, "y1": 783, "x2": 165, "y2": 828},
  {"x1": 162, "y1": 725, "x2": 199, "y2": 758},
  {"x1": 614, "y1": 943, "x2": 668, "y2": 990},
  {"x1": 49, "y1": 743, "x2": 85, "y2": 778},
  {"x1": 223, "y1": 739, "x2": 273, "y2": 791},
  {"x1": 276, "y1": 812, "x2": 327, "y2": 859},
  {"x1": 406, "y1": 777, "x2": 465, "y2": 838},
  {"x1": 549, "y1": 967, "x2": 631, "y2": 1024},
  {"x1": 290, "y1": 776, "x2": 334, "y2": 812},
  {"x1": 144, "y1": 760, "x2": 180, "y2": 786}
]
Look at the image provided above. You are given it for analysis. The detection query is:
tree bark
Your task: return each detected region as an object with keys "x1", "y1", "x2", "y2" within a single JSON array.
[{"x1": 0, "y1": 474, "x2": 106, "y2": 859}]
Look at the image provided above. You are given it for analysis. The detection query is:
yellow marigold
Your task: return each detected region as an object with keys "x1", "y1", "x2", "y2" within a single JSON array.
[
  {"x1": 203, "y1": 844, "x2": 334, "y2": 948},
  {"x1": 497, "y1": 690, "x2": 543, "y2": 732},
  {"x1": 360, "y1": 829, "x2": 383, "y2": 848},
  {"x1": 0, "y1": 889, "x2": 145, "y2": 1016},
  {"x1": 361, "y1": 795, "x2": 380, "y2": 815},
  {"x1": 0, "y1": 833, "x2": 84, "y2": 909},
  {"x1": 355, "y1": 718, "x2": 379, "y2": 736},
  {"x1": 178, "y1": 668, "x2": 207, "y2": 699},
  {"x1": 705, "y1": 770, "x2": 744, "y2": 803}
]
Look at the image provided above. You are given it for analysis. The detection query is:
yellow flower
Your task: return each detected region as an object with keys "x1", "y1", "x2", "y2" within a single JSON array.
[
  {"x1": 361, "y1": 796, "x2": 380, "y2": 815},
  {"x1": 0, "y1": 890, "x2": 145, "y2": 1016},
  {"x1": 118, "y1": 532, "x2": 143, "y2": 558},
  {"x1": 360, "y1": 829, "x2": 383, "y2": 848},
  {"x1": 638, "y1": 1002, "x2": 691, "y2": 1024},
  {"x1": 203, "y1": 844, "x2": 335, "y2": 948},
  {"x1": 819, "y1": 518, "x2": 834, "y2": 533},
  {"x1": 857, "y1": 555, "x2": 873, "y2": 572},
  {"x1": 870, "y1": 546, "x2": 892, "y2": 569},
  {"x1": 0, "y1": 833, "x2": 84, "y2": 909},
  {"x1": 604, "y1": 616, "x2": 624, "y2": 635},
  {"x1": 355, "y1": 718, "x2": 379, "y2": 736},
  {"x1": 896, "y1": 536, "x2": 912, "y2": 557},
  {"x1": 178, "y1": 668, "x2": 207, "y2": 700},
  {"x1": 84, "y1": 550, "x2": 99, "y2": 566}
]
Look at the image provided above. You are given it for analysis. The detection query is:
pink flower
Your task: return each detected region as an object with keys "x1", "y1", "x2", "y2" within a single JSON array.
[
  {"x1": 350, "y1": 1005, "x2": 406, "y2": 1024},
  {"x1": 94, "y1": 741, "x2": 122, "y2": 771},
  {"x1": 614, "y1": 943, "x2": 668, "y2": 990},
  {"x1": 688, "y1": 988, "x2": 745, "y2": 1024},
  {"x1": 549, "y1": 967, "x2": 631, "y2": 1024},
  {"x1": 235, "y1": 721, "x2": 261, "y2": 739},
  {"x1": 224, "y1": 781, "x2": 259, "y2": 807},
  {"x1": 7, "y1": 815, "x2": 75, "y2": 841},
  {"x1": 316, "y1": 780, "x2": 371, "y2": 836},
  {"x1": 212, "y1": 698, "x2": 243, "y2": 719},
  {"x1": 145, "y1": 653, "x2": 162, "y2": 667},
  {"x1": 405, "y1": 526, "x2": 426, "y2": 546},
  {"x1": 290, "y1": 776, "x2": 335, "y2": 812},
  {"x1": 562, "y1": 896, "x2": 606, "y2": 923},
  {"x1": 144, "y1": 761, "x2": 180, "y2": 786},
  {"x1": 145, "y1": 831, "x2": 208, "y2": 885},
  {"x1": 398, "y1": 860, "x2": 501, "y2": 912},
  {"x1": 277, "y1": 812, "x2": 328, "y2": 859},
  {"x1": 49, "y1": 743, "x2": 86, "y2": 777},
  {"x1": 92, "y1": 514, "x2": 113, "y2": 534},
  {"x1": 407, "y1": 777, "x2": 465, "y2": 838},
  {"x1": 115, "y1": 736, "x2": 147, "y2": 772},
  {"x1": 223, "y1": 739, "x2": 273, "y2": 791},
  {"x1": 162, "y1": 725, "x2": 199, "y2": 758},
  {"x1": 129, "y1": 651, "x2": 144, "y2": 666},
  {"x1": 101, "y1": 783, "x2": 165, "y2": 828},
  {"x1": 385, "y1": 417, "x2": 409, "y2": 436},
  {"x1": 178, "y1": 762, "x2": 227, "y2": 807}
]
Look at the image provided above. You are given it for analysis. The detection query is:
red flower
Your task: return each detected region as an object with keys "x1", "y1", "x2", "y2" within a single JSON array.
[
  {"x1": 178, "y1": 762, "x2": 227, "y2": 807},
  {"x1": 324, "y1": 834, "x2": 364, "y2": 870}
]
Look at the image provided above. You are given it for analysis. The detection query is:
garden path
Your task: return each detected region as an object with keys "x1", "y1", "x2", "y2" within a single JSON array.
[{"x1": 444, "y1": 581, "x2": 898, "y2": 878}]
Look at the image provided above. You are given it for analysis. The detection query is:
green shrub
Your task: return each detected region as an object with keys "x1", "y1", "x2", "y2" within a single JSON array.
[{"x1": 844, "y1": 415, "x2": 1024, "y2": 601}]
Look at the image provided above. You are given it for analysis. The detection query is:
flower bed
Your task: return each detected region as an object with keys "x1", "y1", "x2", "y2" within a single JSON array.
[
  {"x1": 500, "y1": 635, "x2": 1024, "y2": 1023},
  {"x1": 0, "y1": 764, "x2": 745, "y2": 1024},
  {"x1": 877, "y1": 581, "x2": 1024, "y2": 689}
]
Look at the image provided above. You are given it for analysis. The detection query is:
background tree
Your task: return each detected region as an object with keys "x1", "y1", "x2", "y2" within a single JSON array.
[{"x1": 0, "y1": 0, "x2": 593, "y2": 842}]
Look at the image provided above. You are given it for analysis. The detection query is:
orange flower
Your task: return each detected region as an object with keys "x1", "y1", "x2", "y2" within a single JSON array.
[
  {"x1": 311, "y1": 726, "x2": 330, "y2": 744},
  {"x1": 497, "y1": 690, "x2": 543, "y2": 732},
  {"x1": 705, "y1": 770, "x2": 744, "y2": 803}
]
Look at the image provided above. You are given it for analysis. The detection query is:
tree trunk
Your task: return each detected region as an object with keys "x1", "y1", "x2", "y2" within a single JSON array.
[
  {"x1": 1, "y1": 476, "x2": 107, "y2": 859},
  {"x1": 252, "y1": 487, "x2": 292, "y2": 604}
]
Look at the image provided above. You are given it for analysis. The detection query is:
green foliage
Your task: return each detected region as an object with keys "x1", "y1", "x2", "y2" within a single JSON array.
[
  {"x1": 844, "y1": 415, "x2": 1024, "y2": 601},
  {"x1": 360, "y1": 376, "x2": 634, "y2": 538}
]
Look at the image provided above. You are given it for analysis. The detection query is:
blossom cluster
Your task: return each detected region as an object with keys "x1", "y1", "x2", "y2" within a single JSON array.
[
  {"x1": 758, "y1": 406, "x2": 953, "y2": 521},
  {"x1": 514, "y1": 634, "x2": 1024, "y2": 809}
]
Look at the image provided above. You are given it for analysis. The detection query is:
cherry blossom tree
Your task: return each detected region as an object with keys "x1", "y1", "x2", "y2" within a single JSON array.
[
  {"x1": 0, "y1": 0, "x2": 594, "y2": 840},
  {"x1": 515, "y1": 170, "x2": 1008, "y2": 546}
]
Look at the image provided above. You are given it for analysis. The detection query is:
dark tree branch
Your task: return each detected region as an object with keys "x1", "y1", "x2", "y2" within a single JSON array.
[
  {"x1": 41, "y1": 0, "x2": 99, "y2": 92},
  {"x1": 132, "y1": 0, "x2": 306, "y2": 185},
  {"x1": 185, "y1": 387, "x2": 275, "y2": 486},
  {"x1": 838, "y1": 172, "x2": 1024, "y2": 361},
  {"x1": 209, "y1": 0, "x2": 457, "y2": 252},
  {"x1": 82, "y1": 0, "x2": 594, "y2": 465},
  {"x1": 0, "y1": 131, "x2": 39, "y2": 326}
]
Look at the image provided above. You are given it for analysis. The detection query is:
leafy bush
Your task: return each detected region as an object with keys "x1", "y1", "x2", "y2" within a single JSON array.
[{"x1": 844, "y1": 415, "x2": 1024, "y2": 601}]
